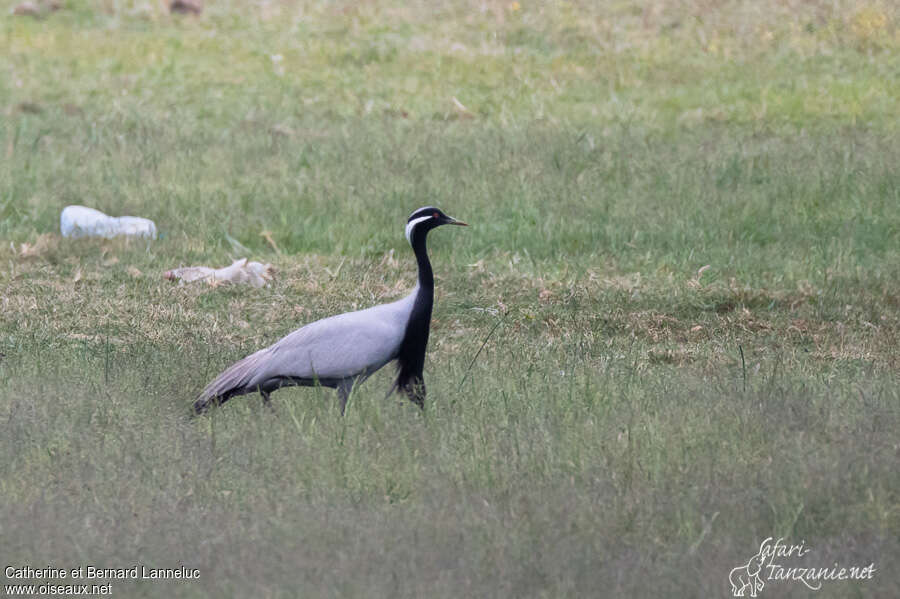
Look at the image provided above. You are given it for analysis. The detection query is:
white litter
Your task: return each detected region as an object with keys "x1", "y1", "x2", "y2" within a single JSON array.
[
  {"x1": 164, "y1": 258, "x2": 274, "y2": 288},
  {"x1": 60, "y1": 205, "x2": 157, "y2": 239}
]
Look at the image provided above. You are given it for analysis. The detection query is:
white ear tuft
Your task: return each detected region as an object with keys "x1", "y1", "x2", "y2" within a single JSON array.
[{"x1": 405, "y1": 215, "x2": 432, "y2": 245}]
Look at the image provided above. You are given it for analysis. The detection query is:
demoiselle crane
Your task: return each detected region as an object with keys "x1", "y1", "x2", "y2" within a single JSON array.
[{"x1": 193, "y1": 206, "x2": 467, "y2": 415}]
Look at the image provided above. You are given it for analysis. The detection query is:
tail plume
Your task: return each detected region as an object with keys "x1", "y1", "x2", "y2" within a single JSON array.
[{"x1": 193, "y1": 349, "x2": 268, "y2": 415}]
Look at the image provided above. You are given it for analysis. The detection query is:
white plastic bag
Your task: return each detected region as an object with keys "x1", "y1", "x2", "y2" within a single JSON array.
[{"x1": 60, "y1": 205, "x2": 157, "y2": 239}]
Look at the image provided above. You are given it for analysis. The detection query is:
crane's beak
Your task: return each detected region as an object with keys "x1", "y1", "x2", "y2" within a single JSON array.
[{"x1": 445, "y1": 216, "x2": 468, "y2": 226}]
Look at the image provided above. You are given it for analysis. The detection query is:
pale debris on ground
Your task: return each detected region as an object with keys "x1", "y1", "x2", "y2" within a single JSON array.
[
  {"x1": 164, "y1": 258, "x2": 274, "y2": 288},
  {"x1": 60, "y1": 205, "x2": 157, "y2": 240}
]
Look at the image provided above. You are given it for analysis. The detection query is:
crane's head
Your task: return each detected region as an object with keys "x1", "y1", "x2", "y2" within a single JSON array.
[{"x1": 405, "y1": 206, "x2": 467, "y2": 245}]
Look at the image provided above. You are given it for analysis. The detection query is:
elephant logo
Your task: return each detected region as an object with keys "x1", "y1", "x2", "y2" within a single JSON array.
[{"x1": 730, "y1": 542, "x2": 768, "y2": 597}]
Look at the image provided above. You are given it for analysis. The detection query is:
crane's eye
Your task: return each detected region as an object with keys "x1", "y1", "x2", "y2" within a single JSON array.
[{"x1": 433, "y1": 212, "x2": 439, "y2": 219}]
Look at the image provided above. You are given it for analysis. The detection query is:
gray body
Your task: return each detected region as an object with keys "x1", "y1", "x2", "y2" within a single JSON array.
[
  {"x1": 193, "y1": 206, "x2": 465, "y2": 415},
  {"x1": 194, "y1": 291, "x2": 416, "y2": 413}
]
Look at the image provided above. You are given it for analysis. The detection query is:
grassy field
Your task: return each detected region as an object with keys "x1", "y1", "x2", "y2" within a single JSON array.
[{"x1": 2, "y1": 1, "x2": 899, "y2": 597}]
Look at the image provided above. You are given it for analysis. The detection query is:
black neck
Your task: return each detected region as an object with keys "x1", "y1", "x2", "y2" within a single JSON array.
[
  {"x1": 395, "y1": 229, "x2": 435, "y2": 386},
  {"x1": 411, "y1": 230, "x2": 434, "y2": 290}
]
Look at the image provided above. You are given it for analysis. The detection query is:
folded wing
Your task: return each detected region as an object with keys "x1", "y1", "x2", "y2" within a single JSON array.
[{"x1": 196, "y1": 293, "x2": 415, "y2": 407}]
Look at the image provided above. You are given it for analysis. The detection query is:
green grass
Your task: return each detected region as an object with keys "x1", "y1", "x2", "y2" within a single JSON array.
[{"x1": 1, "y1": 1, "x2": 899, "y2": 597}]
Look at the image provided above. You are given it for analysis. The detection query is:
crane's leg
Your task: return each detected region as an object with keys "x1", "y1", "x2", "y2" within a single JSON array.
[
  {"x1": 260, "y1": 390, "x2": 275, "y2": 412},
  {"x1": 337, "y1": 379, "x2": 354, "y2": 415}
]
